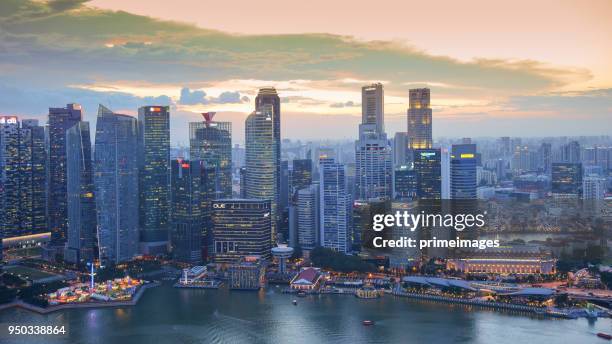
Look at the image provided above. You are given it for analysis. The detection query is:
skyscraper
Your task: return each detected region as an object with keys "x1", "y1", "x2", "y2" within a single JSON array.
[
  {"x1": 48, "y1": 103, "x2": 82, "y2": 248},
  {"x1": 138, "y1": 105, "x2": 171, "y2": 255},
  {"x1": 355, "y1": 123, "x2": 392, "y2": 200},
  {"x1": 20, "y1": 119, "x2": 47, "y2": 236},
  {"x1": 361, "y1": 83, "x2": 384, "y2": 134},
  {"x1": 254, "y1": 88, "x2": 281, "y2": 221},
  {"x1": 189, "y1": 112, "x2": 232, "y2": 199},
  {"x1": 561, "y1": 141, "x2": 581, "y2": 163},
  {"x1": 393, "y1": 165, "x2": 417, "y2": 200},
  {"x1": 319, "y1": 158, "x2": 350, "y2": 253},
  {"x1": 0, "y1": 117, "x2": 47, "y2": 239},
  {"x1": 393, "y1": 132, "x2": 408, "y2": 166},
  {"x1": 212, "y1": 199, "x2": 272, "y2": 264},
  {"x1": 291, "y1": 159, "x2": 312, "y2": 199},
  {"x1": 170, "y1": 159, "x2": 203, "y2": 264},
  {"x1": 94, "y1": 105, "x2": 139, "y2": 264},
  {"x1": 407, "y1": 88, "x2": 432, "y2": 150},
  {"x1": 245, "y1": 103, "x2": 279, "y2": 242},
  {"x1": 413, "y1": 149, "x2": 442, "y2": 199},
  {"x1": 297, "y1": 183, "x2": 319, "y2": 251},
  {"x1": 0, "y1": 116, "x2": 21, "y2": 238},
  {"x1": 450, "y1": 144, "x2": 478, "y2": 199},
  {"x1": 64, "y1": 122, "x2": 96, "y2": 264}
]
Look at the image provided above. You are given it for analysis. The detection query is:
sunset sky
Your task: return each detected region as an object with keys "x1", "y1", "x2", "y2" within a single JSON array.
[{"x1": 0, "y1": 0, "x2": 610, "y2": 145}]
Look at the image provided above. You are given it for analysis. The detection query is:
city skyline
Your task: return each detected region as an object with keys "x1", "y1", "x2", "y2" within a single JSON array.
[{"x1": 0, "y1": 0, "x2": 610, "y2": 145}]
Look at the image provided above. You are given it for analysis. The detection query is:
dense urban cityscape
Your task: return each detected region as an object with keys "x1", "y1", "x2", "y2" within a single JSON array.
[
  {"x1": 1, "y1": 84, "x2": 611, "y2": 337},
  {"x1": 0, "y1": 1, "x2": 611, "y2": 342}
]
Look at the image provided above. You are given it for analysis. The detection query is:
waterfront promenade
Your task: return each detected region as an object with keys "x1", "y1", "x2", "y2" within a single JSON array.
[{"x1": 0, "y1": 281, "x2": 160, "y2": 314}]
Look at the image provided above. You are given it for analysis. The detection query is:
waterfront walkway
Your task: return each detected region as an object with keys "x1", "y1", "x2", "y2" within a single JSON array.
[
  {"x1": 0, "y1": 282, "x2": 160, "y2": 314},
  {"x1": 392, "y1": 290, "x2": 570, "y2": 318}
]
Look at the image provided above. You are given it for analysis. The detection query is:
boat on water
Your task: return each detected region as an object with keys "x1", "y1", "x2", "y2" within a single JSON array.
[
  {"x1": 297, "y1": 291, "x2": 307, "y2": 297},
  {"x1": 292, "y1": 299, "x2": 297, "y2": 305},
  {"x1": 597, "y1": 333, "x2": 612, "y2": 340},
  {"x1": 362, "y1": 320, "x2": 375, "y2": 326}
]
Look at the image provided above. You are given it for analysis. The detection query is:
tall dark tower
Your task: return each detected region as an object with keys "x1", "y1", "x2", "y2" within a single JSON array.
[{"x1": 48, "y1": 103, "x2": 82, "y2": 248}]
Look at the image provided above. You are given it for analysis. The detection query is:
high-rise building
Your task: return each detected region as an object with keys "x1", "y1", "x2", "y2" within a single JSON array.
[
  {"x1": 245, "y1": 103, "x2": 279, "y2": 242},
  {"x1": 94, "y1": 105, "x2": 139, "y2": 264},
  {"x1": 441, "y1": 146, "x2": 451, "y2": 199},
  {"x1": 297, "y1": 183, "x2": 319, "y2": 251},
  {"x1": 355, "y1": 123, "x2": 392, "y2": 200},
  {"x1": 170, "y1": 159, "x2": 203, "y2": 264},
  {"x1": 393, "y1": 165, "x2": 417, "y2": 200},
  {"x1": 254, "y1": 87, "x2": 281, "y2": 225},
  {"x1": 189, "y1": 113, "x2": 232, "y2": 199},
  {"x1": 20, "y1": 119, "x2": 47, "y2": 236},
  {"x1": 138, "y1": 105, "x2": 171, "y2": 255},
  {"x1": 352, "y1": 199, "x2": 390, "y2": 251},
  {"x1": 551, "y1": 163, "x2": 582, "y2": 198},
  {"x1": 0, "y1": 116, "x2": 21, "y2": 238},
  {"x1": 0, "y1": 117, "x2": 47, "y2": 239},
  {"x1": 539, "y1": 142, "x2": 552, "y2": 174},
  {"x1": 64, "y1": 122, "x2": 96, "y2": 264},
  {"x1": 291, "y1": 159, "x2": 312, "y2": 199},
  {"x1": 451, "y1": 144, "x2": 478, "y2": 199},
  {"x1": 212, "y1": 199, "x2": 272, "y2": 264},
  {"x1": 319, "y1": 158, "x2": 350, "y2": 253},
  {"x1": 413, "y1": 149, "x2": 442, "y2": 199},
  {"x1": 48, "y1": 103, "x2": 82, "y2": 247},
  {"x1": 407, "y1": 88, "x2": 432, "y2": 150},
  {"x1": 561, "y1": 141, "x2": 581, "y2": 163},
  {"x1": 393, "y1": 132, "x2": 408, "y2": 166},
  {"x1": 582, "y1": 175, "x2": 606, "y2": 200},
  {"x1": 361, "y1": 83, "x2": 384, "y2": 134}
]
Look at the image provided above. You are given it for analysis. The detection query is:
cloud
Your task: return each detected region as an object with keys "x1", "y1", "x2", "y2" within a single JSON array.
[
  {"x1": 178, "y1": 87, "x2": 248, "y2": 105},
  {"x1": 0, "y1": 0, "x2": 607, "y2": 142},
  {"x1": 179, "y1": 87, "x2": 207, "y2": 105},
  {"x1": 330, "y1": 101, "x2": 357, "y2": 108}
]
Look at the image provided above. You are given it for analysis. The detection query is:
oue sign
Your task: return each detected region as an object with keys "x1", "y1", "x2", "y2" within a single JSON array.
[
  {"x1": 0, "y1": 116, "x2": 18, "y2": 124},
  {"x1": 213, "y1": 203, "x2": 226, "y2": 209}
]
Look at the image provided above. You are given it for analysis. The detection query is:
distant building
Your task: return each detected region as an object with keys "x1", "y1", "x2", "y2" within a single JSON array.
[
  {"x1": 361, "y1": 83, "x2": 384, "y2": 135},
  {"x1": 355, "y1": 123, "x2": 392, "y2": 200},
  {"x1": 189, "y1": 114, "x2": 232, "y2": 199},
  {"x1": 48, "y1": 103, "x2": 82, "y2": 248},
  {"x1": 447, "y1": 246, "x2": 556, "y2": 275},
  {"x1": 170, "y1": 159, "x2": 204, "y2": 264},
  {"x1": 393, "y1": 165, "x2": 417, "y2": 200},
  {"x1": 138, "y1": 105, "x2": 171, "y2": 255},
  {"x1": 319, "y1": 158, "x2": 351, "y2": 253},
  {"x1": 393, "y1": 132, "x2": 408, "y2": 167},
  {"x1": 413, "y1": 149, "x2": 441, "y2": 199},
  {"x1": 407, "y1": 88, "x2": 432, "y2": 150},
  {"x1": 297, "y1": 184, "x2": 319, "y2": 251},
  {"x1": 291, "y1": 159, "x2": 312, "y2": 199},
  {"x1": 451, "y1": 144, "x2": 477, "y2": 199},
  {"x1": 64, "y1": 122, "x2": 96, "y2": 264},
  {"x1": 583, "y1": 175, "x2": 606, "y2": 200},
  {"x1": 551, "y1": 162, "x2": 582, "y2": 198},
  {"x1": 212, "y1": 199, "x2": 272, "y2": 264}
]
